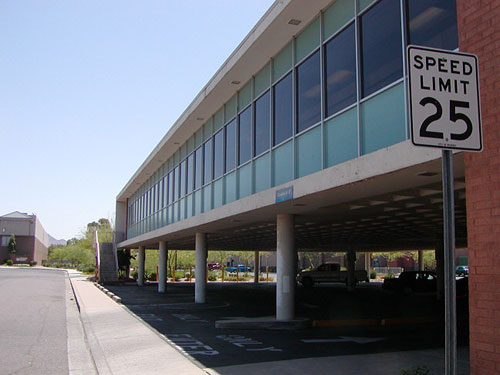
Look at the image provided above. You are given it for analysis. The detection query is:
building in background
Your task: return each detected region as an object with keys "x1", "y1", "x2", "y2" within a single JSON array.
[
  {"x1": 114, "y1": 1, "x2": 500, "y2": 373},
  {"x1": 0, "y1": 211, "x2": 50, "y2": 264}
]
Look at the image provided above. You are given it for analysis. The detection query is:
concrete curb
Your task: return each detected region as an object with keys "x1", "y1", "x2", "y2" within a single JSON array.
[{"x1": 93, "y1": 283, "x2": 122, "y2": 303}]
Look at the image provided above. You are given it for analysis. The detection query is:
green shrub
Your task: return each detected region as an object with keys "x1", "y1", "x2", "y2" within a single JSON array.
[
  {"x1": 77, "y1": 264, "x2": 96, "y2": 273},
  {"x1": 131, "y1": 270, "x2": 138, "y2": 280},
  {"x1": 224, "y1": 274, "x2": 251, "y2": 282},
  {"x1": 147, "y1": 272, "x2": 157, "y2": 281},
  {"x1": 208, "y1": 271, "x2": 217, "y2": 281},
  {"x1": 29, "y1": 261, "x2": 37, "y2": 267},
  {"x1": 370, "y1": 269, "x2": 377, "y2": 279},
  {"x1": 6, "y1": 259, "x2": 13, "y2": 266},
  {"x1": 49, "y1": 244, "x2": 95, "y2": 266}
]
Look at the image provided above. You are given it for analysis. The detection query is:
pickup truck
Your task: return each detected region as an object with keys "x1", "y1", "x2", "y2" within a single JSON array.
[{"x1": 297, "y1": 263, "x2": 368, "y2": 287}]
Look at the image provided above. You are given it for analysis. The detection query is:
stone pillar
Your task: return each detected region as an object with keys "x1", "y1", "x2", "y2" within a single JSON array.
[
  {"x1": 137, "y1": 246, "x2": 145, "y2": 287},
  {"x1": 418, "y1": 250, "x2": 424, "y2": 271},
  {"x1": 158, "y1": 241, "x2": 168, "y2": 293},
  {"x1": 346, "y1": 247, "x2": 356, "y2": 291},
  {"x1": 276, "y1": 214, "x2": 295, "y2": 321},
  {"x1": 195, "y1": 233, "x2": 207, "y2": 304},
  {"x1": 254, "y1": 251, "x2": 260, "y2": 284}
]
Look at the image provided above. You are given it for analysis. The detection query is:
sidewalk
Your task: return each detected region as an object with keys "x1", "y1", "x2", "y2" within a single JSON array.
[
  {"x1": 70, "y1": 277, "x2": 209, "y2": 375},
  {"x1": 69, "y1": 276, "x2": 470, "y2": 375}
]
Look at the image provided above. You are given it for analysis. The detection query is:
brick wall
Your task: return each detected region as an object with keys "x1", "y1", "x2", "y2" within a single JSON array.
[{"x1": 458, "y1": 0, "x2": 500, "y2": 374}]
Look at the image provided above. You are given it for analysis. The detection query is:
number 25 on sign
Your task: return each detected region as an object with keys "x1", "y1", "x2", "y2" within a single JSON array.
[{"x1": 407, "y1": 45, "x2": 482, "y2": 152}]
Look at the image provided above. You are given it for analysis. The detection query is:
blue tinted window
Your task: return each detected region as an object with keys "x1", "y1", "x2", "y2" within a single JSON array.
[
  {"x1": 174, "y1": 166, "x2": 180, "y2": 200},
  {"x1": 254, "y1": 90, "x2": 270, "y2": 156},
  {"x1": 213, "y1": 130, "x2": 224, "y2": 179},
  {"x1": 297, "y1": 50, "x2": 321, "y2": 133},
  {"x1": 168, "y1": 171, "x2": 173, "y2": 204},
  {"x1": 187, "y1": 153, "x2": 194, "y2": 193},
  {"x1": 203, "y1": 139, "x2": 212, "y2": 184},
  {"x1": 273, "y1": 73, "x2": 293, "y2": 145},
  {"x1": 180, "y1": 161, "x2": 186, "y2": 197},
  {"x1": 325, "y1": 23, "x2": 357, "y2": 116},
  {"x1": 407, "y1": 0, "x2": 458, "y2": 51},
  {"x1": 361, "y1": 0, "x2": 402, "y2": 97},
  {"x1": 194, "y1": 147, "x2": 203, "y2": 190},
  {"x1": 225, "y1": 119, "x2": 236, "y2": 173},
  {"x1": 238, "y1": 106, "x2": 252, "y2": 165}
]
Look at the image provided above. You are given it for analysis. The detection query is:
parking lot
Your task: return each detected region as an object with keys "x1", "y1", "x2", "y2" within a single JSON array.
[{"x1": 106, "y1": 280, "x2": 469, "y2": 369}]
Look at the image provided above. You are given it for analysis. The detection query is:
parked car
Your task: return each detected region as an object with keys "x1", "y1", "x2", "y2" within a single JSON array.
[
  {"x1": 383, "y1": 271, "x2": 437, "y2": 294},
  {"x1": 456, "y1": 265, "x2": 469, "y2": 277},
  {"x1": 226, "y1": 264, "x2": 251, "y2": 273},
  {"x1": 208, "y1": 262, "x2": 220, "y2": 270},
  {"x1": 297, "y1": 263, "x2": 368, "y2": 288}
]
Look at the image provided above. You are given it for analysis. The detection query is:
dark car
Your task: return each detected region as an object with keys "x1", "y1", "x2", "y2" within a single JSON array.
[
  {"x1": 383, "y1": 271, "x2": 437, "y2": 294},
  {"x1": 456, "y1": 266, "x2": 469, "y2": 277}
]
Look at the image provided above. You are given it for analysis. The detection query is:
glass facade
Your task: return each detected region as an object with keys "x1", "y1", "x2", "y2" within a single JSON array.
[
  {"x1": 254, "y1": 91, "x2": 270, "y2": 156},
  {"x1": 297, "y1": 50, "x2": 321, "y2": 133},
  {"x1": 360, "y1": 0, "x2": 403, "y2": 97},
  {"x1": 126, "y1": 0, "x2": 459, "y2": 239},
  {"x1": 238, "y1": 106, "x2": 252, "y2": 165},
  {"x1": 325, "y1": 23, "x2": 356, "y2": 117},
  {"x1": 273, "y1": 73, "x2": 293, "y2": 145}
]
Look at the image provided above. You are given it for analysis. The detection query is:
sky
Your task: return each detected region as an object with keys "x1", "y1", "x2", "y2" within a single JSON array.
[{"x1": 0, "y1": 0, "x2": 275, "y2": 240}]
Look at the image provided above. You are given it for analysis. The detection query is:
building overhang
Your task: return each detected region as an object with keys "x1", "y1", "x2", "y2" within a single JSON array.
[{"x1": 118, "y1": 141, "x2": 466, "y2": 251}]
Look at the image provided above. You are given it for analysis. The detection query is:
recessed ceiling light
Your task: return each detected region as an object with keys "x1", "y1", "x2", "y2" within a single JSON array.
[
  {"x1": 288, "y1": 19, "x2": 301, "y2": 25},
  {"x1": 231, "y1": 80, "x2": 241, "y2": 85},
  {"x1": 174, "y1": 142, "x2": 180, "y2": 145},
  {"x1": 293, "y1": 203, "x2": 306, "y2": 207},
  {"x1": 196, "y1": 117, "x2": 204, "y2": 121}
]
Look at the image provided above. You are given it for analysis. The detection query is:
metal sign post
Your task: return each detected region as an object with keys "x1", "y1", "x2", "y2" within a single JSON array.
[
  {"x1": 442, "y1": 149, "x2": 457, "y2": 375},
  {"x1": 407, "y1": 45, "x2": 482, "y2": 375}
]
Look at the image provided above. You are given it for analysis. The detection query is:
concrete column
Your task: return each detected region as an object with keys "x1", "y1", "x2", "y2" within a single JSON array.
[
  {"x1": 276, "y1": 214, "x2": 295, "y2": 321},
  {"x1": 137, "y1": 246, "x2": 145, "y2": 287},
  {"x1": 418, "y1": 250, "x2": 424, "y2": 271},
  {"x1": 364, "y1": 252, "x2": 371, "y2": 281},
  {"x1": 435, "y1": 243, "x2": 444, "y2": 301},
  {"x1": 364, "y1": 252, "x2": 371, "y2": 271},
  {"x1": 254, "y1": 251, "x2": 260, "y2": 284},
  {"x1": 346, "y1": 247, "x2": 356, "y2": 292},
  {"x1": 158, "y1": 241, "x2": 168, "y2": 293},
  {"x1": 195, "y1": 233, "x2": 207, "y2": 304}
]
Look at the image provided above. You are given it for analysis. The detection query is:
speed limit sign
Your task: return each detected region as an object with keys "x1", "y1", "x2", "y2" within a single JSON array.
[{"x1": 408, "y1": 45, "x2": 482, "y2": 151}]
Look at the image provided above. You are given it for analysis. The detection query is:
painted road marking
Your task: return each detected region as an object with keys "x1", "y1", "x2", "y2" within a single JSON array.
[
  {"x1": 169, "y1": 334, "x2": 219, "y2": 356},
  {"x1": 301, "y1": 337, "x2": 385, "y2": 344},
  {"x1": 216, "y1": 334, "x2": 282, "y2": 352},
  {"x1": 171, "y1": 313, "x2": 208, "y2": 323},
  {"x1": 136, "y1": 313, "x2": 163, "y2": 321}
]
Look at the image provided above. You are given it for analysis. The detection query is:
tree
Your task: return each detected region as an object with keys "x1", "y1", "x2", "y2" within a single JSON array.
[{"x1": 7, "y1": 235, "x2": 16, "y2": 254}]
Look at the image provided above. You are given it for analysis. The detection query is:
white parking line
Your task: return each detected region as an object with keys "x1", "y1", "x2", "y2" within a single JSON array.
[{"x1": 216, "y1": 335, "x2": 282, "y2": 352}]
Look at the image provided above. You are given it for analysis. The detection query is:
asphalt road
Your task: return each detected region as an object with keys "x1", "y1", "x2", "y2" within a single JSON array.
[
  {"x1": 107, "y1": 281, "x2": 470, "y2": 369},
  {"x1": 0, "y1": 267, "x2": 69, "y2": 375}
]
